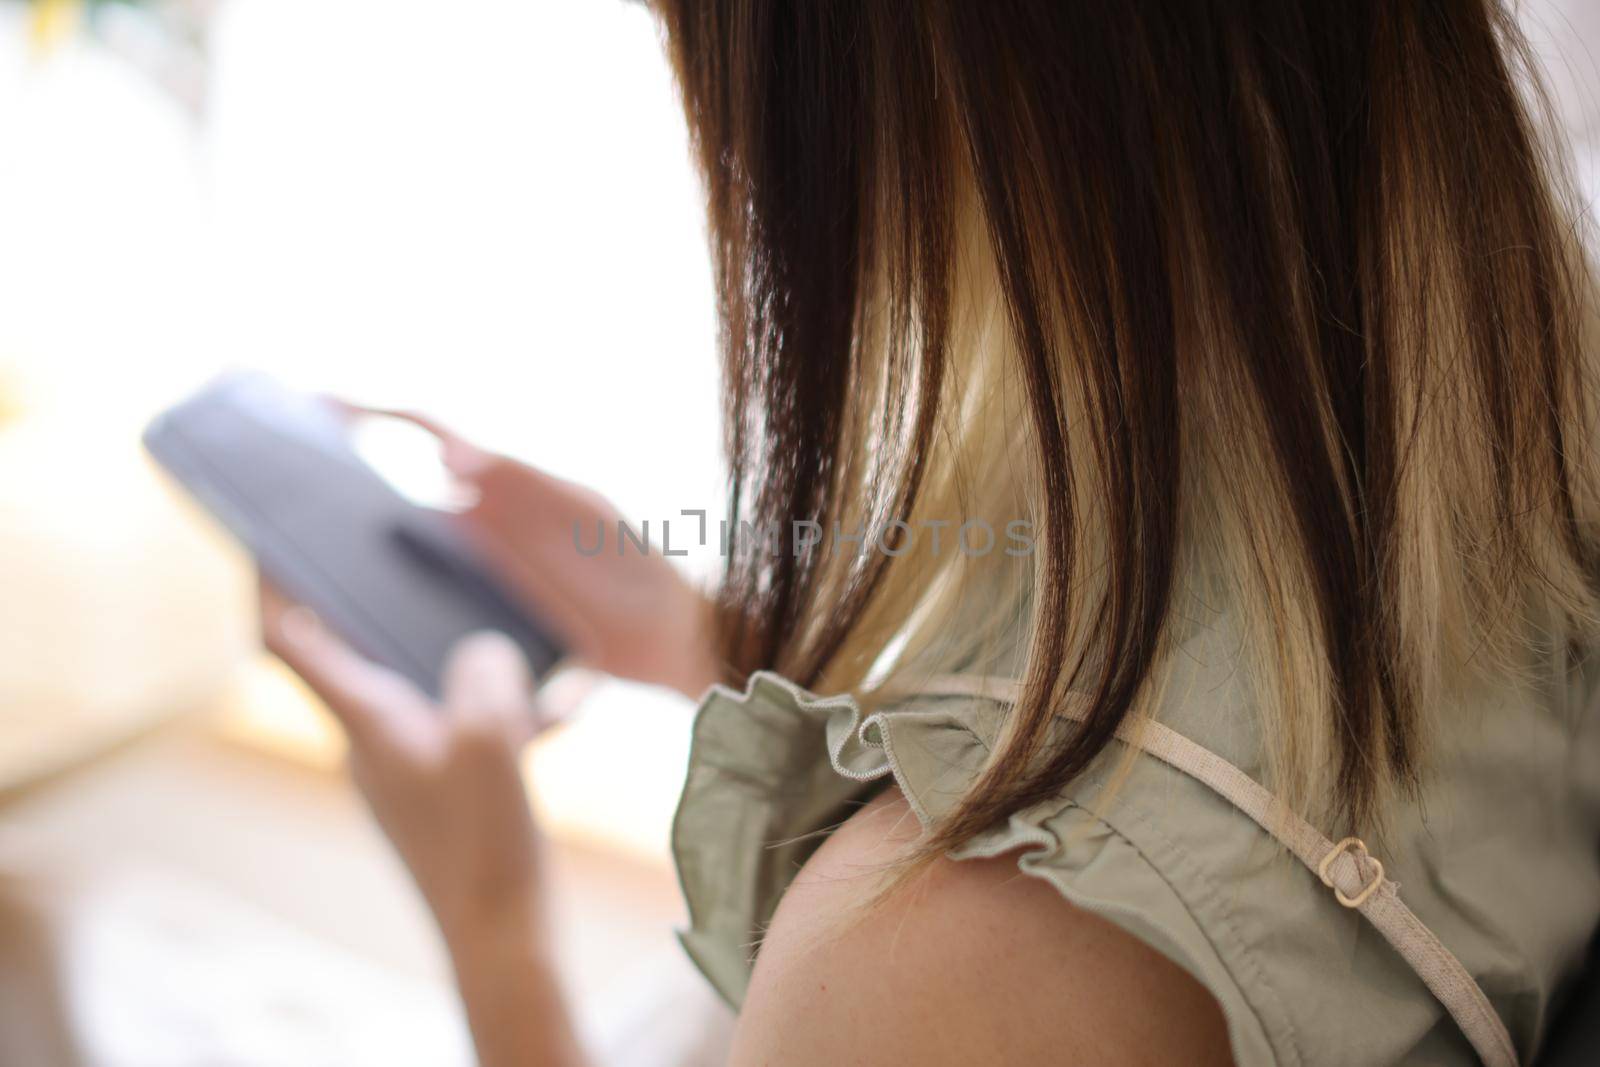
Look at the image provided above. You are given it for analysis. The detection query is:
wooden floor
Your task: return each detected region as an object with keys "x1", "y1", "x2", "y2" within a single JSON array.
[{"x1": 0, "y1": 713, "x2": 729, "y2": 1066}]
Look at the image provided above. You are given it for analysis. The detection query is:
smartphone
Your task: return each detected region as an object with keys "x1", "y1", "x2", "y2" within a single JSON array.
[{"x1": 143, "y1": 371, "x2": 564, "y2": 699}]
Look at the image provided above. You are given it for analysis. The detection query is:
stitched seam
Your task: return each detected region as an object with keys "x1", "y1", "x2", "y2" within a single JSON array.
[
  {"x1": 871, "y1": 713, "x2": 993, "y2": 828},
  {"x1": 1106, "y1": 797, "x2": 1307, "y2": 1067}
]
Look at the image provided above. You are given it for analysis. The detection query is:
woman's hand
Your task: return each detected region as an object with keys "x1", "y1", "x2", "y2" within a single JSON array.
[
  {"x1": 352, "y1": 406, "x2": 723, "y2": 700},
  {"x1": 260, "y1": 581, "x2": 547, "y2": 938},
  {"x1": 260, "y1": 582, "x2": 589, "y2": 1067}
]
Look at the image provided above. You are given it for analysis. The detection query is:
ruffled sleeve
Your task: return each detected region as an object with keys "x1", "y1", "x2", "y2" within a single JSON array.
[{"x1": 670, "y1": 671, "x2": 1279, "y2": 1065}]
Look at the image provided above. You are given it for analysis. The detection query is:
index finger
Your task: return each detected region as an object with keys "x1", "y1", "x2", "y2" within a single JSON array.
[{"x1": 259, "y1": 580, "x2": 434, "y2": 756}]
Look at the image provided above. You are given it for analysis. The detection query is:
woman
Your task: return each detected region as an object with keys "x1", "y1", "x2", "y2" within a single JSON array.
[{"x1": 264, "y1": 2, "x2": 1600, "y2": 1064}]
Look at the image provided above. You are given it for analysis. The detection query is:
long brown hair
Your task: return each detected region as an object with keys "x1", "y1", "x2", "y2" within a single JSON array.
[{"x1": 655, "y1": 0, "x2": 1600, "y2": 845}]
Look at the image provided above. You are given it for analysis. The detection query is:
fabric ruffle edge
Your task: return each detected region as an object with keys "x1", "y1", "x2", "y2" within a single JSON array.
[{"x1": 669, "y1": 670, "x2": 1278, "y2": 1065}]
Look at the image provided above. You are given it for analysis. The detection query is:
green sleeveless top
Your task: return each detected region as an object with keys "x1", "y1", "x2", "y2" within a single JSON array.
[{"x1": 670, "y1": 620, "x2": 1600, "y2": 1065}]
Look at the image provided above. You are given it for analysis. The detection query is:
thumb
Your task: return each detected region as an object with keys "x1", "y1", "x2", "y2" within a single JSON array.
[{"x1": 442, "y1": 631, "x2": 539, "y2": 745}]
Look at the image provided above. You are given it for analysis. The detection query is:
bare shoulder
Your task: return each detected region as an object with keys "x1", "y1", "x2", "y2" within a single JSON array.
[{"x1": 727, "y1": 786, "x2": 1233, "y2": 1067}]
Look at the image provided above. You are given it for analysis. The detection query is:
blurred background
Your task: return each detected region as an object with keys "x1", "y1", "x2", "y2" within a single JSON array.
[
  {"x1": 0, "y1": 1, "x2": 729, "y2": 1063},
  {"x1": 0, "y1": 1, "x2": 1596, "y2": 1065}
]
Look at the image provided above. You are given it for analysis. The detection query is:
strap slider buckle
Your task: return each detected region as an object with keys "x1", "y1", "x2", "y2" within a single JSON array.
[{"x1": 1317, "y1": 836, "x2": 1385, "y2": 908}]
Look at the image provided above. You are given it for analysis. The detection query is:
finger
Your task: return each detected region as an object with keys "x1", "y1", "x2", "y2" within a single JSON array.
[
  {"x1": 259, "y1": 579, "x2": 434, "y2": 755},
  {"x1": 535, "y1": 665, "x2": 597, "y2": 729},
  {"x1": 442, "y1": 631, "x2": 538, "y2": 745},
  {"x1": 446, "y1": 520, "x2": 596, "y2": 659},
  {"x1": 257, "y1": 578, "x2": 296, "y2": 630}
]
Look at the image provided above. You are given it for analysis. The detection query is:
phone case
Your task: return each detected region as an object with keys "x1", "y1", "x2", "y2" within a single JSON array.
[{"x1": 143, "y1": 371, "x2": 564, "y2": 699}]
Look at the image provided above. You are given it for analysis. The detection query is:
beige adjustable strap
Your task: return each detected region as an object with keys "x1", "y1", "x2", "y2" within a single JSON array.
[{"x1": 920, "y1": 675, "x2": 1519, "y2": 1067}]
